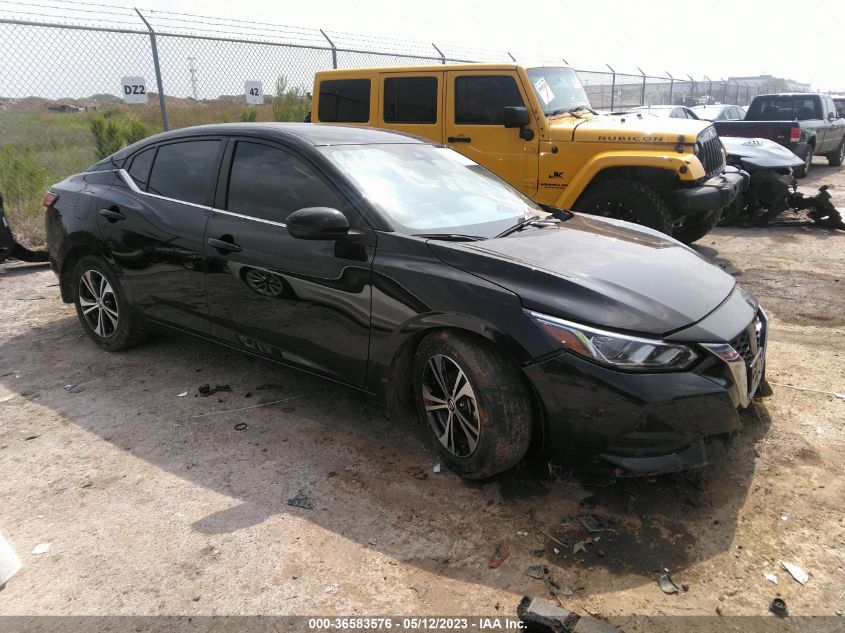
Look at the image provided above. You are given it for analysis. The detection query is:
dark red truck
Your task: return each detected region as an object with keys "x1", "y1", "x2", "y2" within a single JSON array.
[{"x1": 713, "y1": 93, "x2": 845, "y2": 177}]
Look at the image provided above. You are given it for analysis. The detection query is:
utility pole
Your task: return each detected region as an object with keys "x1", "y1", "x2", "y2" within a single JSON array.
[{"x1": 188, "y1": 56, "x2": 198, "y2": 101}]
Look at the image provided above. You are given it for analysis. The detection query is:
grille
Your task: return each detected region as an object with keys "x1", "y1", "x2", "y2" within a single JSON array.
[
  {"x1": 697, "y1": 127, "x2": 726, "y2": 179},
  {"x1": 730, "y1": 312, "x2": 764, "y2": 370}
]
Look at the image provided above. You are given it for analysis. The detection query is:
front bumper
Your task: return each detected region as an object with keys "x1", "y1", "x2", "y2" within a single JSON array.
[
  {"x1": 524, "y1": 302, "x2": 768, "y2": 475},
  {"x1": 664, "y1": 166, "x2": 750, "y2": 217}
]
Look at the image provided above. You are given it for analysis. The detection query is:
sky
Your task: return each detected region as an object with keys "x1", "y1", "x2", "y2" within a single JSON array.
[
  {"x1": 1, "y1": 0, "x2": 842, "y2": 97},
  {"x1": 129, "y1": 0, "x2": 841, "y2": 92}
]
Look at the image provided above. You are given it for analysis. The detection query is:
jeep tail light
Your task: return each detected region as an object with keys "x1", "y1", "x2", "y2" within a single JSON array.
[
  {"x1": 43, "y1": 192, "x2": 59, "y2": 207},
  {"x1": 789, "y1": 124, "x2": 800, "y2": 143}
]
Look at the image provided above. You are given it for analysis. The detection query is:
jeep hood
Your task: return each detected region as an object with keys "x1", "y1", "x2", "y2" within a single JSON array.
[
  {"x1": 427, "y1": 214, "x2": 736, "y2": 335},
  {"x1": 548, "y1": 113, "x2": 710, "y2": 144}
]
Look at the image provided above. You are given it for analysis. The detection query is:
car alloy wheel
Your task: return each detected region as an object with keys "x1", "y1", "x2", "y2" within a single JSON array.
[
  {"x1": 78, "y1": 269, "x2": 119, "y2": 338},
  {"x1": 420, "y1": 354, "x2": 481, "y2": 457}
]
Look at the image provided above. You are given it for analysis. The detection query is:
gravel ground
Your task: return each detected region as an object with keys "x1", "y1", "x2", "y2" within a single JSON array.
[{"x1": 0, "y1": 160, "x2": 843, "y2": 628}]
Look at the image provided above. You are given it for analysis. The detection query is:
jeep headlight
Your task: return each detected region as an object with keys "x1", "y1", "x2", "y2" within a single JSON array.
[{"x1": 528, "y1": 311, "x2": 698, "y2": 371}]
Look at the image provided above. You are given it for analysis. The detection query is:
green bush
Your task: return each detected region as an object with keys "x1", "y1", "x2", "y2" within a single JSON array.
[
  {"x1": 240, "y1": 107, "x2": 257, "y2": 122},
  {"x1": 0, "y1": 144, "x2": 49, "y2": 246},
  {"x1": 89, "y1": 114, "x2": 152, "y2": 159},
  {"x1": 272, "y1": 76, "x2": 311, "y2": 122}
]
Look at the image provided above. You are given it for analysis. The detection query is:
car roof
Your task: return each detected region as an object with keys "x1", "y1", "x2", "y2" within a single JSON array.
[{"x1": 110, "y1": 123, "x2": 427, "y2": 161}]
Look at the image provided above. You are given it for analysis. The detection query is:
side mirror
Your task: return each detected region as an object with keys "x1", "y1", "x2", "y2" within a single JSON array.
[
  {"x1": 503, "y1": 106, "x2": 535, "y2": 141},
  {"x1": 287, "y1": 207, "x2": 350, "y2": 240},
  {"x1": 503, "y1": 106, "x2": 530, "y2": 128},
  {"x1": 829, "y1": 112, "x2": 838, "y2": 121}
]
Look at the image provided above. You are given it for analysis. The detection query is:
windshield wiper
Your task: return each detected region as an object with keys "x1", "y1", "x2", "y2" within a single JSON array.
[
  {"x1": 495, "y1": 208, "x2": 573, "y2": 239},
  {"x1": 413, "y1": 233, "x2": 486, "y2": 242},
  {"x1": 547, "y1": 105, "x2": 597, "y2": 118}
]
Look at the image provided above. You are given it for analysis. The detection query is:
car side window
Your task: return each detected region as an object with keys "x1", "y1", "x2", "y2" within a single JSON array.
[
  {"x1": 318, "y1": 79, "x2": 371, "y2": 123},
  {"x1": 384, "y1": 77, "x2": 437, "y2": 124},
  {"x1": 454, "y1": 75, "x2": 524, "y2": 125},
  {"x1": 147, "y1": 140, "x2": 221, "y2": 205},
  {"x1": 127, "y1": 147, "x2": 156, "y2": 190},
  {"x1": 226, "y1": 141, "x2": 345, "y2": 223}
]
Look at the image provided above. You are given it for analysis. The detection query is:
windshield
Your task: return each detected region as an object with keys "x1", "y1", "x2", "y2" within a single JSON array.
[
  {"x1": 525, "y1": 67, "x2": 591, "y2": 115},
  {"x1": 693, "y1": 106, "x2": 726, "y2": 119},
  {"x1": 320, "y1": 144, "x2": 539, "y2": 238}
]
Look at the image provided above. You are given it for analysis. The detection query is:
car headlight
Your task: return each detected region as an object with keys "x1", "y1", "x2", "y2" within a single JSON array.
[{"x1": 527, "y1": 311, "x2": 698, "y2": 371}]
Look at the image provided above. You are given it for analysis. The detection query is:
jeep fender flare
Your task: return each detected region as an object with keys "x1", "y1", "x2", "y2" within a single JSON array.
[{"x1": 554, "y1": 151, "x2": 706, "y2": 209}]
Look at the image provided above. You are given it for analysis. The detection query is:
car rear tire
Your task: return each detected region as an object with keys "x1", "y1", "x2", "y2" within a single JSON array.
[
  {"x1": 72, "y1": 256, "x2": 147, "y2": 351},
  {"x1": 795, "y1": 144, "x2": 813, "y2": 178},
  {"x1": 413, "y1": 330, "x2": 533, "y2": 480},
  {"x1": 826, "y1": 139, "x2": 845, "y2": 167},
  {"x1": 573, "y1": 179, "x2": 673, "y2": 235}
]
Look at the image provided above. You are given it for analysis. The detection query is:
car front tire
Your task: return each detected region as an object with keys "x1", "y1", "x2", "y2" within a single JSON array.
[
  {"x1": 72, "y1": 255, "x2": 147, "y2": 351},
  {"x1": 413, "y1": 330, "x2": 533, "y2": 480},
  {"x1": 826, "y1": 139, "x2": 845, "y2": 167},
  {"x1": 573, "y1": 179, "x2": 673, "y2": 236}
]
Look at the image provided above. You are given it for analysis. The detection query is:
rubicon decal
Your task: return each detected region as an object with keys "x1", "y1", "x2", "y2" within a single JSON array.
[{"x1": 597, "y1": 135, "x2": 665, "y2": 142}]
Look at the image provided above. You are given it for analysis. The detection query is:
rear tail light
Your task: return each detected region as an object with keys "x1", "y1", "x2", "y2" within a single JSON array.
[
  {"x1": 789, "y1": 124, "x2": 800, "y2": 143},
  {"x1": 43, "y1": 192, "x2": 58, "y2": 207}
]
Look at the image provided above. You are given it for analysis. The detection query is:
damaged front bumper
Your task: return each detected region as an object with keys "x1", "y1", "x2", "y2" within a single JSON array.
[{"x1": 524, "y1": 290, "x2": 768, "y2": 475}]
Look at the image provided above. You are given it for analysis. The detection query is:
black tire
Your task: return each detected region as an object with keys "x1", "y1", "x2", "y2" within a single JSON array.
[
  {"x1": 672, "y1": 209, "x2": 721, "y2": 244},
  {"x1": 573, "y1": 179, "x2": 673, "y2": 235},
  {"x1": 72, "y1": 255, "x2": 147, "y2": 351},
  {"x1": 795, "y1": 144, "x2": 813, "y2": 178},
  {"x1": 413, "y1": 330, "x2": 533, "y2": 480},
  {"x1": 826, "y1": 139, "x2": 845, "y2": 167}
]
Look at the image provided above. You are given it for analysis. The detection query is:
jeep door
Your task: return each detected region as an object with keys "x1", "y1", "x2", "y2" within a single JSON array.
[
  {"x1": 203, "y1": 138, "x2": 374, "y2": 385},
  {"x1": 97, "y1": 138, "x2": 224, "y2": 334},
  {"x1": 378, "y1": 72, "x2": 443, "y2": 143},
  {"x1": 444, "y1": 71, "x2": 539, "y2": 198}
]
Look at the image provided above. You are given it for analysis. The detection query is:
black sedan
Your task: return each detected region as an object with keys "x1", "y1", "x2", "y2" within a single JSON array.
[{"x1": 45, "y1": 123, "x2": 768, "y2": 478}]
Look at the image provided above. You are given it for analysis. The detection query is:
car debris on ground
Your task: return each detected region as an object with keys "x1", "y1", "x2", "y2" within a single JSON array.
[
  {"x1": 658, "y1": 573, "x2": 681, "y2": 594},
  {"x1": 197, "y1": 384, "x2": 231, "y2": 397},
  {"x1": 286, "y1": 490, "x2": 313, "y2": 510},
  {"x1": 781, "y1": 561, "x2": 809, "y2": 585},
  {"x1": 517, "y1": 596, "x2": 619, "y2": 633},
  {"x1": 0, "y1": 533, "x2": 22, "y2": 589},
  {"x1": 488, "y1": 538, "x2": 510, "y2": 569}
]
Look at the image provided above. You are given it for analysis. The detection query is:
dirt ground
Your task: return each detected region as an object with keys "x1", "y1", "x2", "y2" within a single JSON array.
[{"x1": 0, "y1": 160, "x2": 843, "y2": 629}]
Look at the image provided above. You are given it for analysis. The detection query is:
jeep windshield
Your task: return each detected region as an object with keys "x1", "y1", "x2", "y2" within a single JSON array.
[{"x1": 526, "y1": 67, "x2": 592, "y2": 116}]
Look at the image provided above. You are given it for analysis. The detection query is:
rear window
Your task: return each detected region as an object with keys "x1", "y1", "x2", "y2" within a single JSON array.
[
  {"x1": 318, "y1": 79, "x2": 371, "y2": 123},
  {"x1": 454, "y1": 75, "x2": 524, "y2": 125},
  {"x1": 384, "y1": 77, "x2": 437, "y2": 124},
  {"x1": 747, "y1": 96, "x2": 821, "y2": 121},
  {"x1": 127, "y1": 147, "x2": 155, "y2": 190},
  {"x1": 147, "y1": 140, "x2": 220, "y2": 205}
]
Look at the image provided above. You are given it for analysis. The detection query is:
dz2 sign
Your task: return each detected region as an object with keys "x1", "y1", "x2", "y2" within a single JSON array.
[{"x1": 121, "y1": 77, "x2": 148, "y2": 104}]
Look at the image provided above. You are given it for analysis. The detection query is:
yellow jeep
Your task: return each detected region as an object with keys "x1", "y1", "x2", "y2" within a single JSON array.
[{"x1": 311, "y1": 65, "x2": 747, "y2": 243}]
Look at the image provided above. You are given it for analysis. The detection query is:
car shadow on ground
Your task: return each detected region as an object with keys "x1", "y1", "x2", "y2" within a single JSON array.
[{"x1": 0, "y1": 306, "x2": 772, "y2": 597}]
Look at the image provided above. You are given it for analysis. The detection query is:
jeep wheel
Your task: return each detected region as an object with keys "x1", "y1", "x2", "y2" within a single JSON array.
[
  {"x1": 826, "y1": 139, "x2": 845, "y2": 167},
  {"x1": 573, "y1": 179, "x2": 672, "y2": 235},
  {"x1": 673, "y1": 209, "x2": 721, "y2": 244},
  {"x1": 413, "y1": 331, "x2": 533, "y2": 480}
]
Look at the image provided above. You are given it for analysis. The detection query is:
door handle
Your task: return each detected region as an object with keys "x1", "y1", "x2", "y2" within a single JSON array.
[
  {"x1": 207, "y1": 237, "x2": 242, "y2": 253},
  {"x1": 447, "y1": 136, "x2": 472, "y2": 143},
  {"x1": 99, "y1": 208, "x2": 126, "y2": 221}
]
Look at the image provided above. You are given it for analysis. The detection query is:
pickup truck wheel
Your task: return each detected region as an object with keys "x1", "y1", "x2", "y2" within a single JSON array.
[
  {"x1": 72, "y1": 256, "x2": 147, "y2": 351},
  {"x1": 573, "y1": 179, "x2": 672, "y2": 235},
  {"x1": 413, "y1": 330, "x2": 533, "y2": 480},
  {"x1": 673, "y1": 210, "x2": 721, "y2": 244},
  {"x1": 826, "y1": 139, "x2": 845, "y2": 167},
  {"x1": 796, "y1": 145, "x2": 813, "y2": 178}
]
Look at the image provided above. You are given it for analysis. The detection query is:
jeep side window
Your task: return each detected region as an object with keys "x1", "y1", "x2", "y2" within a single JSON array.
[
  {"x1": 318, "y1": 79, "x2": 371, "y2": 123},
  {"x1": 454, "y1": 76, "x2": 524, "y2": 125},
  {"x1": 384, "y1": 77, "x2": 437, "y2": 124}
]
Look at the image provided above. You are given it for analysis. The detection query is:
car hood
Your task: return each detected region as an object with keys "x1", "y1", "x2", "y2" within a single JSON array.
[
  {"x1": 722, "y1": 136, "x2": 804, "y2": 171},
  {"x1": 427, "y1": 215, "x2": 736, "y2": 335},
  {"x1": 547, "y1": 113, "x2": 709, "y2": 144}
]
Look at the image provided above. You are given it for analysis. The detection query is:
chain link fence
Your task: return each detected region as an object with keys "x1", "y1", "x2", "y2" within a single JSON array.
[{"x1": 0, "y1": 5, "x2": 796, "y2": 247}]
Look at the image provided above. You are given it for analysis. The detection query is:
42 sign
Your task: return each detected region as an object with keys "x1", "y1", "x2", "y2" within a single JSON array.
[
  {"x1": 121, "y1": 77, "x2": 148, "y2": 104},
  {"x1": 245, "y1": 81, "x2": 263, "y2": 105}
]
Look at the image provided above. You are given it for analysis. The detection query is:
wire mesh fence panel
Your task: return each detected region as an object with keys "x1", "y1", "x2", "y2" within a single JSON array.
[{"x1": 575, "y1": 70, "x2": 615, "y2": 109}]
